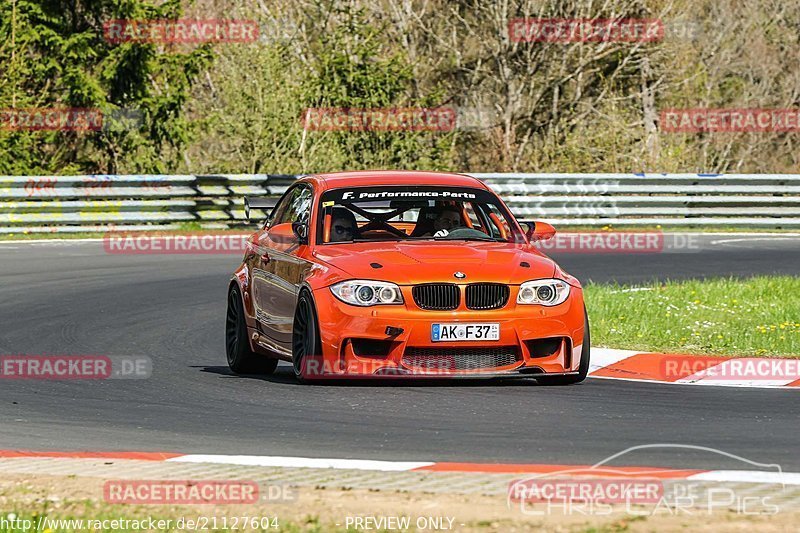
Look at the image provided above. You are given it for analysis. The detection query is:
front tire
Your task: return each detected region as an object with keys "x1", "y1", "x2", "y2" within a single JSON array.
[
  {"x1": 292, "y1": 290, "x2": 323, "y2": 383},
  {"x1": 536, "y1": 309, "x2": 591, "y2": 385},
  {"x1": 226, "y1": 285, "x2": 279, "y2": 375}
]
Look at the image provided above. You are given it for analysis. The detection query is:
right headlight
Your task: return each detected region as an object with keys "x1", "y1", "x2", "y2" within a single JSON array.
[{"x1": 517, "y1": 279, "x2": 570, "y2": 306}]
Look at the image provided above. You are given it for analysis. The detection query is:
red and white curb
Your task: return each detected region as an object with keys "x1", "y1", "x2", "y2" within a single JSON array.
[
  {"x1": 1, "y1": 450, "x2": 799, "y2": 485},
  {"x1": 589, "y1": 348, "x2": 800, "y2": 389}
]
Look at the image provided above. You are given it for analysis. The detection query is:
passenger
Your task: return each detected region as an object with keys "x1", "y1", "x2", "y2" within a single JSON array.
[{"x1": 329, "y1": 207, "x2": 359, "y2": 242}]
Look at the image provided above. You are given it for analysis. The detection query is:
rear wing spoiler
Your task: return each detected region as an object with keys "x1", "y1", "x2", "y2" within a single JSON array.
[{"x1": 244, "y1": 196, "x2": 278, "y2": 221}]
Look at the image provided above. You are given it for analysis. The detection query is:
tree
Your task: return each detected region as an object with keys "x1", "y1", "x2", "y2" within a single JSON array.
[{"x1": 0, "y1": 0, "x2": 212, "y2": 174}]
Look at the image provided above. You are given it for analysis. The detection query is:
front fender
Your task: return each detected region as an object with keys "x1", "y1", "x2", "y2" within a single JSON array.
[{"x1": 231, "y1": 262, "x2": 255, "y2": 330}]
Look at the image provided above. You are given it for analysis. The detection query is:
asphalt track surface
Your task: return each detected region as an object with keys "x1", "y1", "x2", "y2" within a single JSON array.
[{"x1": 0, "y1": 235, "x2": 798, "y2": 471}]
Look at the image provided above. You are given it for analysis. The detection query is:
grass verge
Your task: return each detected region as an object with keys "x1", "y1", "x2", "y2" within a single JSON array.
[{"x1": 585, "y1": 276, "x2": 800, "y2": 358}]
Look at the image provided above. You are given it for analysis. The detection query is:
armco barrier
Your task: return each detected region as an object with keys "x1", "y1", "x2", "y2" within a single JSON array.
[
  {"x1": 0, "y1": 174, "x2": 296, "y2": 233},
  {"x1": 2, "y1": 173, "x2": 800, "y2": 233}
]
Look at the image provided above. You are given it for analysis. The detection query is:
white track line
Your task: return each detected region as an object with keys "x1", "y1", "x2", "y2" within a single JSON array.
[
  {"x1": 710, "y1": 237, "x2": 800, "y2": 245},
  {"x1": 0, "y1": 238, "x2": 106, "y2": 244},
  {"x1": 167, "y1": 454, "x2": 434, "y2": 472},
  {"x1": 688, "y1": 470, "x2": 800, "y2": 485}
]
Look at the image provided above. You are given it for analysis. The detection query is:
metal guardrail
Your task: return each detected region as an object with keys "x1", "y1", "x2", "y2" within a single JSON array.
[
  {"x1": 2, "y1": 173, "x2": 800, "y2": 233},
  {"x1": 474, "y1": 173, "x2": 800, "y2": 228},
  {"x1": 0, "y1": 174, "x2": 296, "y2": 233}
]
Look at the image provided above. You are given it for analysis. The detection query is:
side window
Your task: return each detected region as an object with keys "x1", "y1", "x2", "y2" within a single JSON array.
[
  {"x1": 269, "y1": 188, "x2": 296, "y2": 225},
  {"x1": 275, "y1": 186, "x2": 312, "y2": 225}
]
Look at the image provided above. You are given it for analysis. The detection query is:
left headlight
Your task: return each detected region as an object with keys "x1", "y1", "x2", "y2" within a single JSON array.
[
  {"x1": 517, "y1": 279, "x2": 570, "y2": 306},
  {"x1": 330, "y1": 280, "x2": 404, "y2": 306}
]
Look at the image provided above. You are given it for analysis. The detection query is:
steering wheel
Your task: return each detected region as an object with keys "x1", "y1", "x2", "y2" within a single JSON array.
[{"x1": 437, "y1": 227, "x2": 493, "y2": 240}]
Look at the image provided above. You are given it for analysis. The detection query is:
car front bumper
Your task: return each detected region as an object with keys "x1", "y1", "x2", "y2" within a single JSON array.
[{"x1": 308, "y1": 284, "x2": 586, "y2": 379}]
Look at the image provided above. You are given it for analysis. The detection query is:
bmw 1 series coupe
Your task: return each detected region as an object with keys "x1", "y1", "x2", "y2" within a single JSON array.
[{"x1": 226, "y1": 171, "x2": 589, "y2": 383}]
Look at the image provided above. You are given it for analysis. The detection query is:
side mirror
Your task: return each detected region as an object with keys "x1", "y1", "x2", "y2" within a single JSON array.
[
  {"x1": 292, "y1": 221, "x2": 309, "y2": 244},
  {"x1": 521, "y1": 220, "x2": 556, "y2": 243},
  {"x1": 267, "y1": 222, "x2": 309, "y2": 245},
  {"x1": 267, "y1": 222, "x2": 298, "y2": 244}
]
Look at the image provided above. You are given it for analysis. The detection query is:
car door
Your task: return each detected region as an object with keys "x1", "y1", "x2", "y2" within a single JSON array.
[{"x1": 252, "y1": 184, "x2": 314, "y2": 348}]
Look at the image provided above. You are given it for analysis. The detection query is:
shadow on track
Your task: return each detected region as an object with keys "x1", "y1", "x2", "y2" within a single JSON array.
[{"x1": 194, "y1": 364, "x2": 565, "y2": 388}]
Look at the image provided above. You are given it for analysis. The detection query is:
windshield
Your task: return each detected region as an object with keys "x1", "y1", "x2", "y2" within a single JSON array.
[{"x1": 317, "y1": 186, "x2": 523, "y2": 244}]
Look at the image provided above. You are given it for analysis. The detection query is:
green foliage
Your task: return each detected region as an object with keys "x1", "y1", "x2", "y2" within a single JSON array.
[
  {"x1": 189, "y1": 1, "x2": 455, "y2": 174},
  {"x1": 298, "y1": 4, "x2": 445, "y2": 171},
  {"x1": 3, "y1": 0, "x2": 800, "y2": 175},
  {"x1": 0, "y1": 0, "x2": 212, "y2": 174}
]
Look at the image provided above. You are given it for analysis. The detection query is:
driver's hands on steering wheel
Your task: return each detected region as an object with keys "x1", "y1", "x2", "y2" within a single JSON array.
[{"x1": 433, "y1": 229, "x2": 450, "y2": 237}]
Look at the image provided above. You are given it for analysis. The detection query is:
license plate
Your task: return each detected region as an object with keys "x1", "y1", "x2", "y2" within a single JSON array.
[{"x1": 431, "y1": 323, "x2": 500, "y2": 342}]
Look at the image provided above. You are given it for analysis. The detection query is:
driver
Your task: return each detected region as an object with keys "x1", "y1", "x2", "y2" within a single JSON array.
[
  {"x1": 423, "y1": 206, "x2": 463, "y2": 237},
  {"x1": 329, "y1": 207, "x2": 359, "y2": 242}
]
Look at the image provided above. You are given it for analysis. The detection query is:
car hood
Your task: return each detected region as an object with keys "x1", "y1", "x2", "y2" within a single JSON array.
[{"x1": 312, "y1": 241, "x2": 556, "y2": 285}]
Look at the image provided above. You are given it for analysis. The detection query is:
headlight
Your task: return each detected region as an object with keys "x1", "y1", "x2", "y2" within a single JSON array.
[
  {"x1": 330, "y1": 280, "x2": 404, "y2": 306},
  {"x1": 517, "y1": 279, "x2": 570, "y2": 306}
]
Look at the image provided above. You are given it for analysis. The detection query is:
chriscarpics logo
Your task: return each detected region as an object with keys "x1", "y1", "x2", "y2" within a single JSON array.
[{"x1": 507, "y1": 444, "x2": 787, "y2": 517}]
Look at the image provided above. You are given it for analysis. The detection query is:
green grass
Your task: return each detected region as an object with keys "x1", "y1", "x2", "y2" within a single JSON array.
[{"x1": 585, "y1": 276, "x2": 800, "y2": 358}]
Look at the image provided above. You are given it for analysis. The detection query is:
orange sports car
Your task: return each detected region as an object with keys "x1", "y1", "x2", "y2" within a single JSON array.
[{"x1": 226, "y1": 171, "x2": 589, "y2": 383}]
